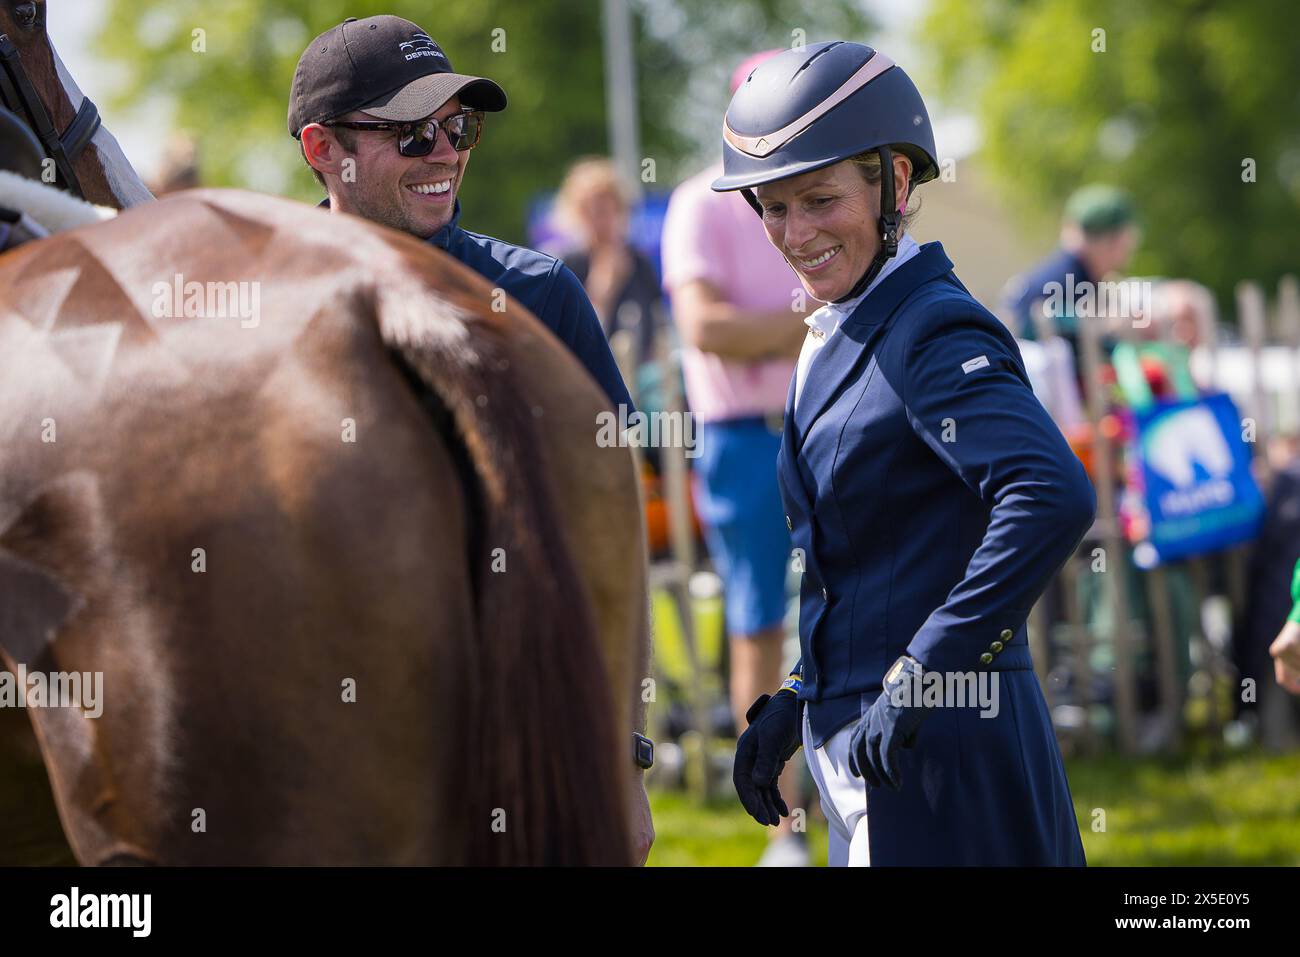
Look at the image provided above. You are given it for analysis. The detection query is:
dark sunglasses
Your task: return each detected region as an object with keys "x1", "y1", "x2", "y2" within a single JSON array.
[{"x1": 325, "y1": 110, "x2": 484, "y2": 157}]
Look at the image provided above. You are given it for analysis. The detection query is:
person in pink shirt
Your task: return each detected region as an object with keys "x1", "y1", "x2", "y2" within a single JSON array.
[{"x1": 662, "y1": 50, "x2": 813, "y2": 866}]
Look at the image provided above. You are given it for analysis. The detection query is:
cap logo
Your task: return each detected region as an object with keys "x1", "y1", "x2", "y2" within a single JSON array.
[{"x1": 398, "y1": 32, "x2": 444, "y2": 61}]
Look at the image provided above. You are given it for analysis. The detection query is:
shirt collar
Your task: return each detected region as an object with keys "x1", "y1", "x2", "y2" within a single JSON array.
[
  {"x1": 316, "y1": 196, "x2": 463, "y2": 249},
  {"x1": 427, "y1": 200, "x2": 463, "y2": 249},
  {"x1": 804, "y1": 232, "x2": 921, "y2": 338},
  {"x1": 1063, "y1": 247, "x2": 1098, "y2": 284}
]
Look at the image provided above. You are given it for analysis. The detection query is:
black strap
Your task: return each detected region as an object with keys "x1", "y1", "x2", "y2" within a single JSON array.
[
  {"x1": 833, "y1": 144, "x2": 901, "y2": 304},
  {"x1": 62, "y1": 97, "x2": 101, "y2": 160},
  {"x1": 0, "y1": 32, "x2": 98, "y2": 198},
  {"x1": 0, "y1": 206, "x2": 49, "y2": 252}
]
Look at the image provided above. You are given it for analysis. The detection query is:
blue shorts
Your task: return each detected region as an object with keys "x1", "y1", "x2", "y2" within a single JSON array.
[{"x1": 693, "y1": 417, "x2": 792, "y2": 636}]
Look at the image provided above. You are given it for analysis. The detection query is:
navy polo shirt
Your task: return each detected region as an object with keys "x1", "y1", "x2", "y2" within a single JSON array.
[
  {"x1": 319, "y1": 198, "x2": 634, "y2": 413},
  {"x1": 1001, "y1": 247, "x2": 1095, "y2": 347}
]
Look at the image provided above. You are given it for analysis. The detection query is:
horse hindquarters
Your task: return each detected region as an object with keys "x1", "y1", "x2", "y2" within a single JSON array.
[
  {"x1": 380, "y1": 284, "x2": 632, "y2": 865},
  {"x1": 0, "y1": 190, "x2": 641, "y2": 864}
]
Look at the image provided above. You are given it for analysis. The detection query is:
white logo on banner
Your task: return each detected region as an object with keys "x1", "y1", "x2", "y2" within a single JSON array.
[{"x1": 1146, "y1": 405, "x2": 1235, "y2": 517}]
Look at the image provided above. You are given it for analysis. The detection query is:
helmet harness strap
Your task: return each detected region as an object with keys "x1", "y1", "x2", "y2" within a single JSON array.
[{"x1": 834, "y1": 144, "x2": 900, "y2": 304}]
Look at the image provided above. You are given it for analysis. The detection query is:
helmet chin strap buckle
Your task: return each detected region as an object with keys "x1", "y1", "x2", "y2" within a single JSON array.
[
  {"x1": 879, "y1": 211, "x2": 900, "y2": 258},
  {"x1": 876, "y1": 143, "x2": 901, "y2": 259}
]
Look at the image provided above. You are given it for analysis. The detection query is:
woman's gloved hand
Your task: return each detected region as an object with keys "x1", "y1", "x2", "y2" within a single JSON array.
[
  {"x1": 848, "y1": 655, "x2": 929, "y2": 790},
  {"x1": 733, "y1": 689, "x2": 802, "y2": 826}
]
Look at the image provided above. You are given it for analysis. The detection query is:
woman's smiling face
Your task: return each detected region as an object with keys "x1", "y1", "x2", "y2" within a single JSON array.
[{"x1": 754, "y1": 155, "x2": 911, "y2": 302}]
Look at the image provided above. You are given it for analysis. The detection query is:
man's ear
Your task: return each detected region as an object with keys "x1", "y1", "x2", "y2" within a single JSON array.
[{"x1": 301, "y1": 123, "x2": 344, "y2": 179}]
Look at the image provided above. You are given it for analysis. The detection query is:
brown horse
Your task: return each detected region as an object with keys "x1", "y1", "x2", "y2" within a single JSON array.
[{"x1": 0, "y1": 2, "x2": 649, "y2": 865}]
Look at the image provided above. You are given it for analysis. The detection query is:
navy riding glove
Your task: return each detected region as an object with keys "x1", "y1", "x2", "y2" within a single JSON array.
[
  {"x1": 733, "y1": 689, "x2": 802, "y2": 826},
  {"x1": 848, "y1": 655, "x2": 929, "y2": 790}
]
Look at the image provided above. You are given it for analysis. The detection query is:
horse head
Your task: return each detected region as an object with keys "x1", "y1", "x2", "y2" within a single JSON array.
[{"x1": 0, "y1": 1, "x2": 151, "y2": 208}]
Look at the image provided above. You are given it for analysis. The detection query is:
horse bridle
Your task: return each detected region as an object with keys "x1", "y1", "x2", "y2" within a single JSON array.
[{"x1": 0, "y1": 31, "x2": 100, "y2": 198}]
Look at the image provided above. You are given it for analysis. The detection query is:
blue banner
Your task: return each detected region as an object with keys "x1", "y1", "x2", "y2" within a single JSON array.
[{"x1": 1132, "y1": 393, "x2": 1264, "y2": 565}]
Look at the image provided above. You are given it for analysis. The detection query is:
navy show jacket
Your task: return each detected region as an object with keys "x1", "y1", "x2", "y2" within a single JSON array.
[{"x1": 780, "y1": 241, "x2": 1092, "y2": 866}]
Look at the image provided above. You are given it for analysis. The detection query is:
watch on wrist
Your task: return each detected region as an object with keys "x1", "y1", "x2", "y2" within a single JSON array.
[
  {"x1": 633, "y1": 731, "x2": 654, "y2": 770},
  {"x1": 883, "y1": 654, "x2": 923, "y2": 691}
]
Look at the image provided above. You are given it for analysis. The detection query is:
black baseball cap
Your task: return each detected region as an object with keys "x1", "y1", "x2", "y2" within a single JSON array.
[{"x1": 288, "y1": 15, "x2": 507, "y2": 138}]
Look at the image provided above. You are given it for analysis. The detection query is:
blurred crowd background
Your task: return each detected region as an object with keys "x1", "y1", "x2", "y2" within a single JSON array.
[{"x1": 59, "y1": 0, "x2": 1300, "y2": 864}]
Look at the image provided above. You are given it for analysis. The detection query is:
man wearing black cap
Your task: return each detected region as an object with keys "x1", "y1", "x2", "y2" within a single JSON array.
[{"x1": 289, "y1": 15, "x2": 634, "y2": 413}]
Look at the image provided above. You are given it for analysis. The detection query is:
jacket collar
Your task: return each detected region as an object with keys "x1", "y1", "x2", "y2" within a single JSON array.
[
  {"x1": 838, "y1": 240, "x2": 953, "y2": 328},
  {"x1": 783, "y1": 241, "x2": 955, "y2": 459},
  {"x1": 805, "y1": 233, "x2": 922, "y2": 339}
]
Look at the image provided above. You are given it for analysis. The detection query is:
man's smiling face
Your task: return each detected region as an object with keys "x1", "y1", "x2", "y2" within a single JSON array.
[{"x1": 330, "y1": 95, "x2": 471, "y2": 238}]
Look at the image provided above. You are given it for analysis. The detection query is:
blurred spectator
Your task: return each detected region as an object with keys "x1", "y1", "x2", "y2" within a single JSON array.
[
  {"x1": 661, "y1": 49, "x2": 811, "y2": 867},
  {"x1": 1154, "y1": 278, "x2": 1215, "y2": 354},
  {"x1": 554, "y1": 157, "x2": 663, "y2": 369},
  {"x1": 1271, "y1": 557, "x2": 1300, "y2": 694},
  {"x1": 1008, "y1": 191, "x2": 1138, "y2": 720},
  {"x1": 1002, "y1": 183, "x2": 1138, "y2": 364},
  {"x1": 1017, "y1": 335, "x2": 1086, "y2": 430},
  {"x1": 1245, "y1": 460, "x2": 1300, "y2": 742},
  {"x1": 1110, "y1": 279, "x2": 1205, "y2": 410},
  {"x1": 150, "y1": 135, "x2": 202, "y2": 196}
]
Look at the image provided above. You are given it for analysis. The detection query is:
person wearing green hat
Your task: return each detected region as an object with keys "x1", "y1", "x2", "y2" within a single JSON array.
[
  {"x1": 1001, "y1": 183, "x2": 1139, "y2": 363},
  {"x1": 1271, "y1": 557, "x2": 1300, "y2": 694}
]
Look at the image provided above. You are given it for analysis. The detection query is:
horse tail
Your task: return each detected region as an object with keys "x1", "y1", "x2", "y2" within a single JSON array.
[{"x1": 374, "y1": 281, "x2": 631, "y2": 865}]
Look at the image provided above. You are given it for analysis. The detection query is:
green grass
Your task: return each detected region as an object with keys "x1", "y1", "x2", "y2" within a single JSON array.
[
  {"x1": 647, "y1": 790, "x2": 829, "y2": 867},
  {"x1": 647, "y1": 749, "x2": 1300, "y2": 866},
  {"x1": 1067, "y1": 749, "x2": 1300, "y2": 866},
  {"x1": 647, "y1": 588, "x2": 1300, "y2": 866}
]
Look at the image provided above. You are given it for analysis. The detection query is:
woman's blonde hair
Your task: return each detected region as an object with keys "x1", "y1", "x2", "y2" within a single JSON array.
[
  {"x1": 553, "y1": 157, "x2": 632, "y2": 236},
  {"x1": 846, "y1": 149, "x2": 920, "y2": 232}
]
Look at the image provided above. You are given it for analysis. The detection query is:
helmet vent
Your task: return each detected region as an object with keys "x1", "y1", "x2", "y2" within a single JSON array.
[{"x1": 794, "y1": 40, "x2": 844, "y2": 78}]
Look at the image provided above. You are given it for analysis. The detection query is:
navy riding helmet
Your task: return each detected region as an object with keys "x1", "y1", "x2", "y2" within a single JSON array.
[{"x1": 712, "y1": 41, "x2": 939, "y2": 302}]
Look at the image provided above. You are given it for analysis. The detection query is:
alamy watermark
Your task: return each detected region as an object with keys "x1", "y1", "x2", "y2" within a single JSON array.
[
  {"x1": 889, "y1": 668, "x2": 1001, "y2": 718},
  {"x1": 151, "y1": 273, "x2": 261, "y2": 328},
  {"x1": 50, "y1": 887, "x2": 150, "y2": 937},
  {"x1": 1042, "y1": 274, "x2": 1154, "y2": 325},
  {"x1": 596, "y1": 404, "x2": 699, "y2": 458},
  {"x1": 0, "y1": 666, "x2": 103, "y2": 719}
]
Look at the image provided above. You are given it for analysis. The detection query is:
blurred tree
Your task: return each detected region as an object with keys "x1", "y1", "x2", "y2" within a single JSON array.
[
  {"x1": 922, "y1": 0, "x2": 1300, "y2": 312},
  {"x1": 96, "y1": 0, "x2": 873, "y2": 243}
]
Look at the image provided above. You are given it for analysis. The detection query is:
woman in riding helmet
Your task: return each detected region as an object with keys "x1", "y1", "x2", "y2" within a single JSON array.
[{"x1": 719, "y1": 42, "x2": 1094, "y2": 866}]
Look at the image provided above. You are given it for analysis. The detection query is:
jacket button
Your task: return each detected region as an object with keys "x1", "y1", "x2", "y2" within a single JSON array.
[
  {"x1": 1000, "y1": 629, "x2": 1013, "y2": 641},
  {"x1": 786, "y1": 515, "x2": 793, "y2": 531},
  {"x1": 980, "y1": 653, "x2": 994, "y2": 665},
  {"x1": 990, "y1": 641, "x2": 1003, "y2": 653},
  {"x1": 822, "y1": 587, "x2": 829, "y2": 601}
]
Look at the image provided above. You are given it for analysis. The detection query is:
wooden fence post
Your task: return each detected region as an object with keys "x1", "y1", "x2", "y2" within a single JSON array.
[
  {"x1": 1078, "y1": 311, "x2": 1140, "y2": 753},
  {"x1": 652, "y1": 320, "x2": 713, "y2": 799}
]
